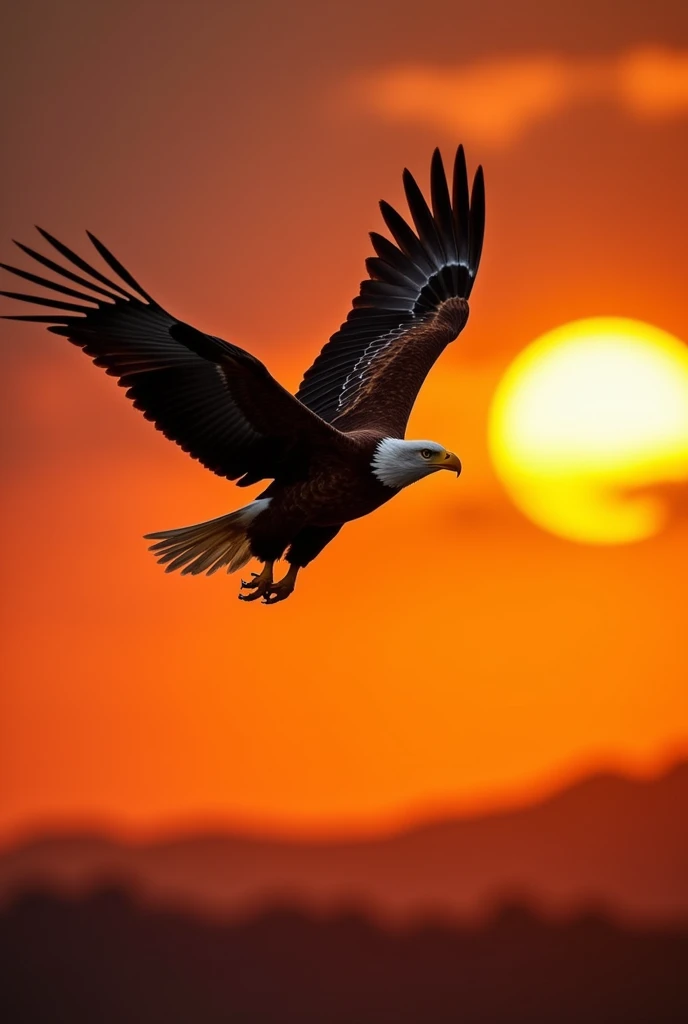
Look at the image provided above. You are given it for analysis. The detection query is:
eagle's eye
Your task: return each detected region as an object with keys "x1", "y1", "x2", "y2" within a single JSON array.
[{"x1": 420, "y1": 448, "x2": 433, "y2": 459}]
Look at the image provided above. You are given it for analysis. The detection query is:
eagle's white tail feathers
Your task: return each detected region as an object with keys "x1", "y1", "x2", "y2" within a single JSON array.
[{"x1": 145, "y1": 498, "x2": 271, "y2": 576}]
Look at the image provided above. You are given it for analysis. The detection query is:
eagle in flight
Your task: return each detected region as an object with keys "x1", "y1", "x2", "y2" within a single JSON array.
[{"x1": 1, "y1": 146, "x2": 484, "y2": 604}]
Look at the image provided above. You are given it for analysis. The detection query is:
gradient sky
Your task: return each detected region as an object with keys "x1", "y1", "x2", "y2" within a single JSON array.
[{"x1": 1, "y1": 0, "x2": 687, "y2": 842}]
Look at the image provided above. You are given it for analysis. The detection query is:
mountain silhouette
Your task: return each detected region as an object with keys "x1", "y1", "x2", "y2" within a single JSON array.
[
  {"x1": 1, "y1": 888, "x2": 686, "y2": 1023},
  {"x1": 1, "y1": 760, "x2": 686, "y2": 925}
]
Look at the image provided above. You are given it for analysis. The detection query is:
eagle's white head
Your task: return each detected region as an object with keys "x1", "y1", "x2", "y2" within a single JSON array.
[{"x1": 371, "y1": 438, "x2": 462, "y2": 489}]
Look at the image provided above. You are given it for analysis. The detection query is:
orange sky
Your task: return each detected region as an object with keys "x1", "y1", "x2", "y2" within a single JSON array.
[{"x1": 1, "y1": 0, "x2": 687, "y2": 843}]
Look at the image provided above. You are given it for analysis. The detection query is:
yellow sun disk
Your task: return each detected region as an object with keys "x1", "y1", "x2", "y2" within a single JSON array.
[{"x1": 489, "y1": 318, "x2": 688, "y2": 544}]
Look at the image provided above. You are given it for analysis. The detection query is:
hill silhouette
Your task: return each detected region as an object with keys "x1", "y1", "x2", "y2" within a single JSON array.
[
  {"x1": 2, "y1": 760, "x2": 686, "y2": 925},
  {"x1": 1, "y1": 887, "x2": 686, "y2": 1023}
]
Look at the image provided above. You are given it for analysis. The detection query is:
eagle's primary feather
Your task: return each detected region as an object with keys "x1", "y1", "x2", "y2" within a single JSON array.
[{"x1": 1, "y1": 145, "x2": 485, "y2": 603}]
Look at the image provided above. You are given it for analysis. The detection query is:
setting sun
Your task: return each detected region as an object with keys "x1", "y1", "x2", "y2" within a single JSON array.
[{"x1": 488, "y1": 318, "x2": 688, "y2": 544}]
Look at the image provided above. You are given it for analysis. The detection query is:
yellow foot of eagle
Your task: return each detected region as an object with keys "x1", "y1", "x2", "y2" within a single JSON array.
[
  {"x1": 263, "y1": 564, "x2": 299, "y2": 604},
  {"x1": 239, "y1": 563, "x2": 299, "y2": 605},
  {"x1": 238, "y1": 562, "x2": 274, "y2": 602}
]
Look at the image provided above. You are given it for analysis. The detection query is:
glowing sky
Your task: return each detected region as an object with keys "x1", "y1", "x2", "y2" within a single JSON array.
[{"x1": 1, "y1": 0, "x2": 687, "y2": 842}]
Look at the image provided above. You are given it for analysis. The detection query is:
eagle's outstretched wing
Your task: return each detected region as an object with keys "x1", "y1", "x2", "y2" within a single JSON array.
[
  {"x1": 296, "y1": 146, "x2": 484, "y2": 437},
  {"x1": 1, "y1": 229, "x2": 341, "y2": 486}
]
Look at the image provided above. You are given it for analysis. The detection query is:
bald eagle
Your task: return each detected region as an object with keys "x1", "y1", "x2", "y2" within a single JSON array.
[{"x1": 1, "y1": 146, "x2": 484, "y2": 603}]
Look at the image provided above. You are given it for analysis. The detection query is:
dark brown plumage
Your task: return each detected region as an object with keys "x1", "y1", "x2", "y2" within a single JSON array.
[{"x1": 1, "y1": 146, "x2": 485, "y2": 603}]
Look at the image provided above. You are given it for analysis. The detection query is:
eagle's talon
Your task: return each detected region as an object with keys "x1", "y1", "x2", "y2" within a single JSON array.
[
  {"x1": 240, "y1": 571, "x2": 263, "y2": 590},
  {"x1": 238, "y1": 562, "x2": 274, "y2": 599},
  {"x1": 259, "y1": 566, "x2": 299, "y2": 605}
]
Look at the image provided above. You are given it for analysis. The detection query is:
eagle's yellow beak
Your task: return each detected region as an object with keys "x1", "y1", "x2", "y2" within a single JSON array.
[{"x1": 435, "y1": 450, "x2": 462, "y2": 476}]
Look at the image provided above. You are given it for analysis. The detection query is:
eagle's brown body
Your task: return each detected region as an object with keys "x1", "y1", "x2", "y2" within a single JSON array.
[
  {"x1": 258, "y1": 432, "x2": 389, "y2": 536},
  {"x1": 1, "y1": 148, "x2": 484, "y2": 602}
]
